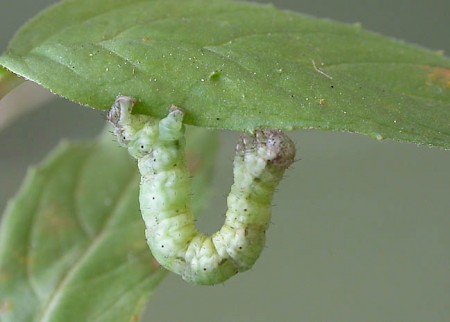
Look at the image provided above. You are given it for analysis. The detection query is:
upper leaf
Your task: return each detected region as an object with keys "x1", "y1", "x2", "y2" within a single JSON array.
[{"x1": 0, "y1": 0, "x2": 449, "y2": 148}]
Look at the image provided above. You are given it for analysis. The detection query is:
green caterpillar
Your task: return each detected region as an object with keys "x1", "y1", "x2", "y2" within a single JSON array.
[{"x1": 108, "y1": 96, "x2": 295, "y2": 285}]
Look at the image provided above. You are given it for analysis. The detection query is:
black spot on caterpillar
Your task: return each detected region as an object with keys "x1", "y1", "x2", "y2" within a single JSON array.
[{"x1": 108, "y1": 96, "x2": 295, "y2": 285}]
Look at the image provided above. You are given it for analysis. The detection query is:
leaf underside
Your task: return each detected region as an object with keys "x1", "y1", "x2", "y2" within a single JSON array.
[
  {"x1": 0, "y1": 66, "x2": 24, "y2": 99},
  {"x1": 0, "y1": 0, "x2": 449, "y2": 148},
  {"x1": 0, "y1": 127, "x2": 218, "y2": 322}
]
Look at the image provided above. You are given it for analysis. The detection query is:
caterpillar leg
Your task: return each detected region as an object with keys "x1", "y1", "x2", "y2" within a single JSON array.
[{"x1": 108, "y1": 96, "x2": 295, "y2": 285}]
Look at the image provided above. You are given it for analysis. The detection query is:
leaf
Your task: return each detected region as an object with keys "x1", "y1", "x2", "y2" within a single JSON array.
[
  {"x1": 0, "y1": 134, "x2": 163, "y2": 322},
  {"x1": 0, "y1": 127, "x2": 218, "y2": 322},
  {"x1": 0, "y1": 0, "x2": 449, "y2": 148},
  {"x1": 0, "y1": 66, "x2": 24, "y2": 100}
]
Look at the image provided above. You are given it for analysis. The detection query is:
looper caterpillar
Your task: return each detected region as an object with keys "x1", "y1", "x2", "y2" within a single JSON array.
[{"x1": 108, "y1": 96, "x2": 295, "y2": 285}]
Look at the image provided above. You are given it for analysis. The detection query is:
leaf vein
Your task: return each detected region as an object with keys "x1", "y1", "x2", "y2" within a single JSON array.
[{"x1": 37, "y1": 170, "x2": 139, "y2": 322}]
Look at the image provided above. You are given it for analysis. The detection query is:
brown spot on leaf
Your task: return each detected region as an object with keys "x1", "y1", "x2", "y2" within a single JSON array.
[
  {"x1": 142, "y1": 37, "x2": 151, "y2": 42},
  {"x1": 424, "y1": 66, "x2": 450, "y2": 88},
  {"x1": 319, "y1": 98, "x2": 326, "y2": 105},
  {"x1": 41, "y1": 204, "x2": 76, "y2": 234}
]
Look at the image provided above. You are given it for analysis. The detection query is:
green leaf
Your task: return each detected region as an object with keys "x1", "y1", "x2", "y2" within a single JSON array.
[
  {"x1": 0, "y1": 0, "x2": 449, "y2": 148},
  {"x1": 0, "y1": 127, "x2": 218, "y2": 322},
  {"x1": 0, "y1": 66, "x2": 24, "y2": 99}
]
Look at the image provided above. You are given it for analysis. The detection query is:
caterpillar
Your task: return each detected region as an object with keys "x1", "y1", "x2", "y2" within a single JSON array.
[{"x1": 108, "y1": 96, "x2": 295, "y2": 285}]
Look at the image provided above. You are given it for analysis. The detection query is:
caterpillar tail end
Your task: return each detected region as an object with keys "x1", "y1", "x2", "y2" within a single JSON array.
[
  {"x1": 107, "y1": 96, "x2": 136, "y2": 127},
  {"x1": 106, "y1": 95, "x2": 143, "y2": 147},
  {"x1": 237, "y1": 129, "x2": 296, "y2": 170}
]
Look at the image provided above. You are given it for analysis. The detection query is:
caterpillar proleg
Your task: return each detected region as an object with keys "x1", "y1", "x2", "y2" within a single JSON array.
[{"x1": 108, "y1": 96, "x2": 295, "y2": 285}]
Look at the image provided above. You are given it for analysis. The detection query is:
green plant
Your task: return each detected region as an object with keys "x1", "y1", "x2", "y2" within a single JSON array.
[{"x1": 0, "y1": 0, "x2": 449, "y2": 321}]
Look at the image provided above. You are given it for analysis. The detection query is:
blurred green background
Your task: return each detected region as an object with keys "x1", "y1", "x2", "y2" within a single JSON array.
[{"x1": 1, "y1": 0, "x2": 449, "y2": 321}]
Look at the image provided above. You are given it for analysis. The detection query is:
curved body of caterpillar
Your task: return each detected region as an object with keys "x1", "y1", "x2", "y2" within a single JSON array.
[{"x1": 108, "y1": 96, "x2": 295, "y2": 285}]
